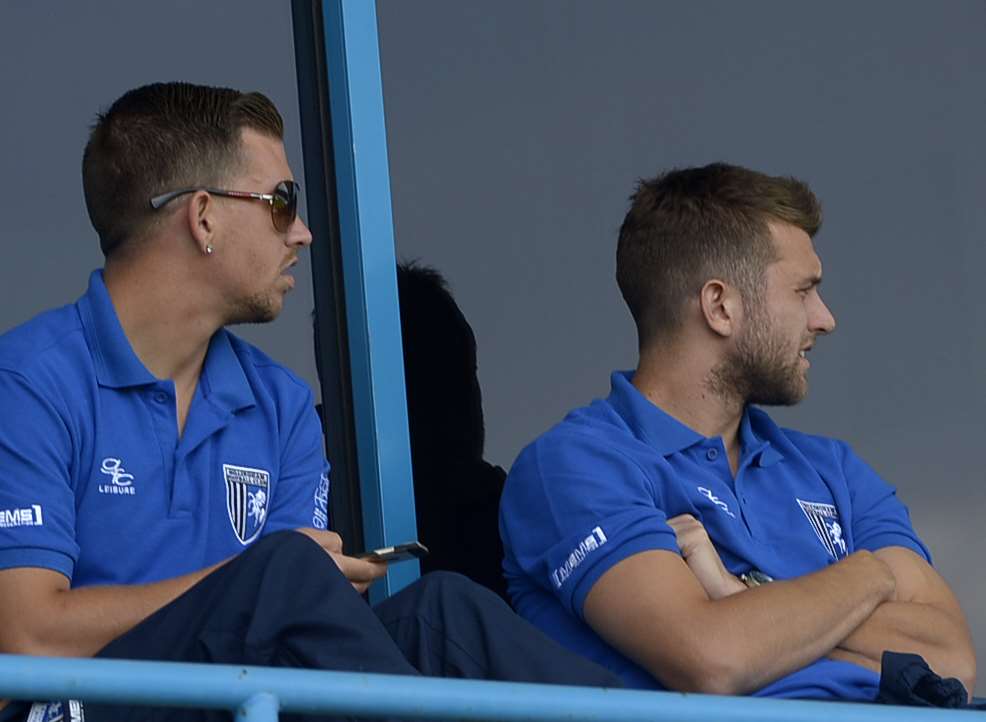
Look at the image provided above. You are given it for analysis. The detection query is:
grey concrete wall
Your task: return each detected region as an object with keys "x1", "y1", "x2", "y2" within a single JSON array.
[
  {"x1": 377, "y1": 0, "x2": 986, "y2": 691},
  {"x1": 0, "y1": 1, "x2": 318, "y2": 391}
]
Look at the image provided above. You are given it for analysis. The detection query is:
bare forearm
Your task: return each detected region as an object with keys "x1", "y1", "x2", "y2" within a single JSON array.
[
  {"x1": 3, "y1": 562, "x2": 224, "y2": 658},
  {"x1": 837, "y1": 601, "x2": 976, "y2": 693},
  {"x1": 1, "y1": 530, "x2": 383, "y2": 659},
  {"x1": 587, "y1": 550, "x2": 896, "y2": 695},
  {"x1": 696, "y1": 552, "x2": 894, "y2": 693}
]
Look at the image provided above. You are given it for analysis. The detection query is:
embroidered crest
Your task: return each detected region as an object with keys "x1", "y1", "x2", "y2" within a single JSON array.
[
  {"x1": 223, "y1": 464, "x2": 270, "y2": 545},
  {"x1": 797, "y1": 498, "x2": 848, "y2": 559}
]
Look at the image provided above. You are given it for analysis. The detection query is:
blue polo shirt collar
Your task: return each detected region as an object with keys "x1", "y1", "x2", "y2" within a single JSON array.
[
  {"x1": 199, "y1": 330, "x2": 256, "y2": 416},
  {"x1": 78, "y1": 270, "x2": 156, "y2": 389},
  {"x1": 609, "y1": 371, "x2": 784, "y2": 466},
  {"x1": 608, "y1": 371, "x2": 703, "y2": 454},
  {"x1": 77, "y1": 269, "x2": 255, "y2": 416},
  {"x1": 739, "y1": 407, "x2": 784, "y2": 467}
]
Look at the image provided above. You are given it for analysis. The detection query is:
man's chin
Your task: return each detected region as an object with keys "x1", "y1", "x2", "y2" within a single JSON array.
[
  {"x1": 225, "y1": 296, "x2": 282, "y2": 326},
  {"x1": 747, "y1": 376, "x2": 808, "y2": 407}
]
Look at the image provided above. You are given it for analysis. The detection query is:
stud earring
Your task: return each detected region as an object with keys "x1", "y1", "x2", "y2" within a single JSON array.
[{"x1": 205, "y1": 244, "x2": 213, "y2": 255}]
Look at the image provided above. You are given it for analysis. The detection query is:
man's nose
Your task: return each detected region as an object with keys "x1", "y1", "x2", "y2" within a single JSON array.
[
  {"x1": 811, "y1": 293, "x2": 836, "y2": 335},
  {"x1": 289, "y1": 216, "x2": 313, "y2": 248}
]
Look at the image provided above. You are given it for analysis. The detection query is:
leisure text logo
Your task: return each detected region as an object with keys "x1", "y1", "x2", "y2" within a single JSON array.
[{"x1": 98, "y1": 457, "x2": 136, "y2": 496}]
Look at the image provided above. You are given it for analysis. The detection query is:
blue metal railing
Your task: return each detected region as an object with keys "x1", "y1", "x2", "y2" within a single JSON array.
[{"x1": 0, "y1": 655, "x2": 974, "y2": 722}]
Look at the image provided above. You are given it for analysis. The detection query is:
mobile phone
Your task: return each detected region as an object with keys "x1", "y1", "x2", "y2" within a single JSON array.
[{"x1": 356, "y1": 541, "x2": 429, "y2": 563}]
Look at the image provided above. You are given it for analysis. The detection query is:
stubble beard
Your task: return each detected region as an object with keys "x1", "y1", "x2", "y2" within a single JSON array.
[
  {"x1": 225, "y1": 289, "x2": 281, "y2": 326},
  {"x1": 709, "y1": 304, "x2": 808, "y2": 408}
]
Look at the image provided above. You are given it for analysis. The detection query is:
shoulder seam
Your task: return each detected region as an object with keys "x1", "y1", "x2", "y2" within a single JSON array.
[
  {"x1": 531, "y1": 426, "x2": 657, "y2": 485},
  {"x1": 0, "y1": 326, "x2": 86, "y2": 374},
  {"x1": 226, "y1": 333, "x2": 314, "y2": 399}
]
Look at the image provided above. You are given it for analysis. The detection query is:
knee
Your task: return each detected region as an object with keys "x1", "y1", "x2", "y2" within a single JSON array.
[
  {"x1": 250, "y1": 528, "x2": 321, "y2": 556},
  {"x1": 414, "y1": 570, "x2": 504, "y2": 607},
  {"x1": 419, "y1": 570, "x2": 472, "y2": 590},
  {"x1": 244, "y1": 529, "x2": 344, "y2": 578}
]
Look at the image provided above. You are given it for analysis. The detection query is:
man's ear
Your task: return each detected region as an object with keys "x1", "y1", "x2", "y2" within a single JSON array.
[
  {"x1": 699, "y1": 279, "x2": 741, "y2": 338},
  {"x1": 185, "y1": 190, "x2": 217, "y2": 255}
]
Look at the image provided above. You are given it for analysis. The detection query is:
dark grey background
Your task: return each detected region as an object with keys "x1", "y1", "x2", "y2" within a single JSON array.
[
  {"x1": 0, "y1": 0, "x2": 318, "y2": 387},
  {"x1": 2, "y1": 0, "x2": 983, "y2": 693},
  {"x1": 378, "y1": 0, "x2": 986, "y2": 690}
]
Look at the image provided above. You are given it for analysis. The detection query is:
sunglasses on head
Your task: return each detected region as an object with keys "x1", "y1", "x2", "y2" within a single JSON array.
[{"x1": 149, "y1": 180, "x2": 300, "y2": 233}]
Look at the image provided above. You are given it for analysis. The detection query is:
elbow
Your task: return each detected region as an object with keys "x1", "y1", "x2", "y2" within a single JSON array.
[
  {"x1": 931, "y1": 639, "x2": 977, "y2": 698},
  {"x1": 685, "y1": 662, "x2": 748, "y2": 696},
  {"x1": 954, "y1": 653, "x2": 977, "y2": 701},
  {"x1": 0, "y1": 629, "x2": 52, "y2": 657},
  {"x1": 0, "y1": 627, "x2": 83, "y2": 658},
  {"x1": 0, "y1": 613, "x2": 71, "y2": 657},
  {"x1": 653, "y1": 648, "x2": 750, "y2": 696}
]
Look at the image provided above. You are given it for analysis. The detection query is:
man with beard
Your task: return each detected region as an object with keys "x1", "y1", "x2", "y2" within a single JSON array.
[
  {"x1": 0, "y1": 82, "x2": 619, "y2": 721},
  {"x1": 499, "y1": 163, "x2": 976, "y2": 702}
]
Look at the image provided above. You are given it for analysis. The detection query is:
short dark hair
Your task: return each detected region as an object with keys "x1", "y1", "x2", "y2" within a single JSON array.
[
  {"x1": 82, "y1": 81, "x2": 284, "y2": 258},
  {"x1": 616, "y1": 162, "x2": 822, "y2": 347},
  {"x1": 397, "y1": 261, "x2": 485, "y2": 460}
]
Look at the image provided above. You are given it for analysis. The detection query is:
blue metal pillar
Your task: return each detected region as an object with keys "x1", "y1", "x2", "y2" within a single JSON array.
[{"x1": 320, "y1": 0, "x2": 419, "y2": 599}]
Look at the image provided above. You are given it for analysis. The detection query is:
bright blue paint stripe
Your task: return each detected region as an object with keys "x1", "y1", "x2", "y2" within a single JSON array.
[
  {"x1": 0, "y1": 655, "x2": 971, "y2": 722},
  {"x1": 320, "y1": 0, "x2": 419, "y2": 598}
]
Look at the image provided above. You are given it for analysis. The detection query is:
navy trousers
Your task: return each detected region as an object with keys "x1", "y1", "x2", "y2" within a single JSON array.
[{"x1": 72, "y1": 531, "x2": 619, "y2": 721}]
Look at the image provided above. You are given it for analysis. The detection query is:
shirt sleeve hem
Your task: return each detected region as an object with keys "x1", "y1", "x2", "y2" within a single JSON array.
[
  {"x1": 0, "y1": 547, "x2": 74, "y2": 579},
  {"x1": 571, "y1": 531, "x2": 679, "y2": 619},
  {"x1": 855, "y1": 533, "x2": 932, "y2": 564}
]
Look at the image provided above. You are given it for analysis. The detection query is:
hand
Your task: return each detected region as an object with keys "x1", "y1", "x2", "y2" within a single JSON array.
[
  {"x1": 666, "y1": 514, "x2": 745, "y2": 600},
  {"x1": 295, "y1": 528, "x2": 388, "y2": 594}
]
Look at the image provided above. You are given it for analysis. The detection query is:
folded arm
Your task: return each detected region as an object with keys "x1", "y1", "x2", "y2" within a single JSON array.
[
  {"x1": 834, "y1": 546, "x2": 975, "y2": 694},
  {"x1": 657, "y1": 517, "x2": 975, "y2": 695},
  {"x1": 583, "y1": 533, "x2": 896, "y2": 695}
]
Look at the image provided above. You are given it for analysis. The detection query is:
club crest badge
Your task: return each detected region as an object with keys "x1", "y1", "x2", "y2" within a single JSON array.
[
  {"x1": 223, "y1": 464, "x2": 270, "y2": 545},
  {"x1": 797, "y1": 498, "x2": 848, "y2": 559}
]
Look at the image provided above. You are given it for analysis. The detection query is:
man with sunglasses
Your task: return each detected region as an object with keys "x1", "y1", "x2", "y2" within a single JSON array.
[{"x1": 0, "y1": 82, "x2": 618, "y2": 721}]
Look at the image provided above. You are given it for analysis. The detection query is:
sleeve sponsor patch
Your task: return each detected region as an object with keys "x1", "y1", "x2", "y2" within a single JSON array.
[
  {"x1": 551, "y1": 526, "x2": 608, "y2": 589},
  {"x1": 0, "y1": 503, "x2": 43, "y2": 528},
  {"x1": 312, "y1": 472, "x2": 329, "y2": 530}
]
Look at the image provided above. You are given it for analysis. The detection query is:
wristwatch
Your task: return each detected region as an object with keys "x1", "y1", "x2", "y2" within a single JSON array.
[{"x1": 739, "y1": 569, "x2": 774, "y2": 588}]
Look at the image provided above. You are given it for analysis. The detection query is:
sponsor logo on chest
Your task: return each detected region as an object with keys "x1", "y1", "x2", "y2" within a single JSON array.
[
  {"x1": 797, "y1": 498, "x2": 848, "y2": 559},
  {"x1": 697, "y1": 486, "x2": 736, "y2": 518},
  {"x1": 223, "y1": 463, "x2": 271, "y2": 545},
  {"x1": 98, "y1": 457, "x2": 136, "y2": 496}
]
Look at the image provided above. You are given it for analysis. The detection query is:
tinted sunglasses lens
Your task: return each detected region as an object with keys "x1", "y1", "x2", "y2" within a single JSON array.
[{"x1": 272, "y1": 181, "x2": 298, "y2": 232}]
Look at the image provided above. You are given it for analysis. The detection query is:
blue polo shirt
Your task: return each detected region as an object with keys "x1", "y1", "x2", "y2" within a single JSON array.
[
  {"x1": 0, "y1": 270, "x2": 330, "y2": 587},
  {"x1": 500, "y1": 371, "x2": 930, "y2": 701}
]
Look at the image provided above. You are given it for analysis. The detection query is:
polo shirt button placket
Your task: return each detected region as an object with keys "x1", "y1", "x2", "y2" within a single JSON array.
[
  {"x1": 733, "y1": 465, "x2": 759, "y2": 539},
  {"x1": 705, "y1": 447, "x2": 718, "y2": 461}
]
